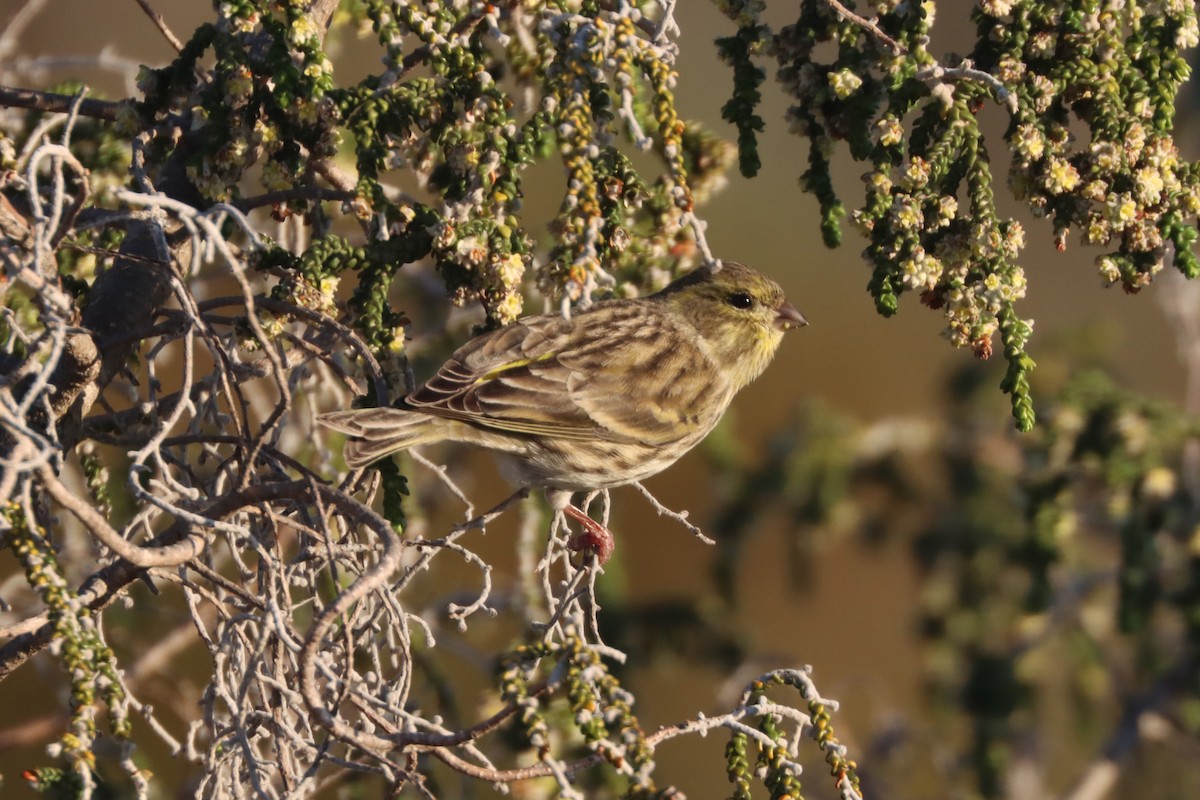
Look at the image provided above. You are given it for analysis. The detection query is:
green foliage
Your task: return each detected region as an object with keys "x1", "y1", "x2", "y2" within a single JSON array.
[
  {"x1": 716, "y1": 24, "x2": 767, "y2": 178},
  {"x1": 706, "y1": 359, "x2": 1200, "y2": 798},
  {"x1": 500, "y1": 635, "x2": 658, "y2": 796},
  {"x1": 374, "y1": 456, "x2": 409, "y2": 533},
  {"x1": 116, "y1": 0, "x2": 743, "y2": 368},
  {"x1": 3, "y1": 504, "x2": 130, "y2": 791},
  {"x1": 712, "y1": 0, "x2": 1200, "y2": 430},
  {"x1": 725, "y1": 730, "x2": 752, "y2": 800}
]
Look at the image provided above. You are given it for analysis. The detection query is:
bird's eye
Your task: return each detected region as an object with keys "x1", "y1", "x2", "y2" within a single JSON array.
[{"x1": 727, "y1": 292, "x2": 754, "y2": 310}]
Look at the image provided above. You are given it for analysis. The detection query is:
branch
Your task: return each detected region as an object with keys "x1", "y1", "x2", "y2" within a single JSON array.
[
  {"x1": 916, "y1": 62, "x2": 1019, "y2": 113},
  {"x1": 0, "y1": 480, "x2": 316, "y2": 682},
  {"x1": 133, "y1": 0, "x2": 186, "y2": 53},
  {"x1": 630, "y1": 480, "x2": 714, "y2": 545},
  {"x1": 38, "y1": 463, "x2": 205, "y2": 567},
  {"x1": 822, "y1": 0, "x2": 906, "y2": 55},
  {"x1": 1058, "y1": 660, "x2": 1192, "y2": 800},
  {"x1": 0, "y1": 84, "x2": 124, "y2": 120}
]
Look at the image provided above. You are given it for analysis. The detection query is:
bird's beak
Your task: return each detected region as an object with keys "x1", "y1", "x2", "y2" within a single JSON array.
[{"x1": 774, "y1": 301, "x2": 808, "y2": 331}]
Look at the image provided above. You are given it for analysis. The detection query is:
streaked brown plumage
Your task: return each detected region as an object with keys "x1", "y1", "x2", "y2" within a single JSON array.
[{"x1": 321, "y1": 260, "x2": 806, "y2": 561}]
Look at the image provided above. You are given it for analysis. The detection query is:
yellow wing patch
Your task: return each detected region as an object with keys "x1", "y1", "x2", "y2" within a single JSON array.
[{"x1": 473, "y1": 352, "x2": 557, "y2": 385}]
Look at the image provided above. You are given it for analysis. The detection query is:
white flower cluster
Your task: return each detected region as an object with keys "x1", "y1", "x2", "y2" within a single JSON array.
[
  {"x1": 1088, "y1": 132, "x2": 1192, "y2": 286},
  {"x1": 432, "y1": 224, "x2": 530, "y2": 324},
  {"x1": 937, "y1": 221, "x2": 1028, "y2": 351}
]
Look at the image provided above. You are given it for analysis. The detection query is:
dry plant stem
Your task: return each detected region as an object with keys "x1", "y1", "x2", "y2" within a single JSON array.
[
  {"x1": 311, "y1": 158, "x2": 357, "y2": 193},
  {"x1": 75, "y1": 0, "x2": 350, "y2": 411},
  {"x1": 916, "y1": 62, "x2": 1019, "y2": 113},
  {"x1": 29, "y1": 136, "x2": 91, "y2": 255},
  {"x1": 582, "y1": 562, "x2": 604, "y2": 646},
  {"x1": 822, "y1": 0, "x2": 906, "y2": 55},
  {"x1": 0, "y1": 606, "x2": 216, "y2": 751},
  {"x1": 450, "y1": 486, "x2": 531, "y2": 535},
  {"x1": 1058, "y1": 661, "x2": 1190, "y2": 800},
  {"x1": 534, "y1": 565, "x2": 591, "y2": 635},
  {"x1": 631, "y1": 479, "x2": 715, "y2": 544},
  {"x1": 394, "y1": 6, "x2": 490, "y2": 78},
  {"x1": 37, "y1": 463, "x2": 204, "y2": 567},
  {"x1": 653, "y1": 0, "x2": 678, "y2": 42},
  {"x1": 0, "y1": 481, "x2": 319, "y2": 681},
  {"x1": 15, "y1": 112, "x2": 68, "y2": 171},
  {"x1": 0, "y1": 6, "x2": 865, "y2": 795},
  {"x1": 817, "y1": 0, "x2": 1016, "y2": 112},
  {"x1": 384, "y1": 488, "x2": 531, "y2": 629},
  {"x1": 537, "y1": 503, "x2": 624, "y2": 661},
  {"x1": 681, "y1": 211, "x2": 715, "y2": 265},
  {"x1": 298, "y1": 483, "x2": 409, "y2": 756},
  {"x1": 366, "y1": 675, "x2": 561, "y2": 751},
  {"x1": 413, "y1": 672, "x2": 843, "y2": 789},
  {"x1": 430, "y1": 745, "x2": 604, "y2": 784},
  {"x1": 406, "y1": 448, "x2": 475, "y2": 519},
  {"x1": 134, "y1": 0, "x2": 186, "y2": 52}
]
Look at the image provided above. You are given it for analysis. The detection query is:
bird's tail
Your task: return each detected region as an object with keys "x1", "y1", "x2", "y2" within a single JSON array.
[{"x1": 318, "y1": 407, "x2": 442, "y2": 469}]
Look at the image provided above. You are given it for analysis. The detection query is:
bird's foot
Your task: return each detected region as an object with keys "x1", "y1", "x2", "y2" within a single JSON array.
[{"x1": 562, "y1": 504, "x2": 614, "y2": 565}]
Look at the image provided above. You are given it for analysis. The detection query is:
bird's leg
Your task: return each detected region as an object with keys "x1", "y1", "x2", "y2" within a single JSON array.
[{"x1": 562, "y1": 504, "x2": 614, "y2": 565}]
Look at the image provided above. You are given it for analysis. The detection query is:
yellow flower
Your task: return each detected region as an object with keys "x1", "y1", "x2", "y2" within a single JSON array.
[
  {"x1": 828, "y1": 69, "x2": 863, "y2": 99},
  {"x1": 1043, "y1": 157, "x2": 1081, "y2": 194},
  {"x1": 875, "y1": 116, "x2": 903, "y2": 147}
]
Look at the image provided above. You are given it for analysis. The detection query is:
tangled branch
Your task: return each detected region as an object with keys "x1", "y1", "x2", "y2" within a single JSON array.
[{"x1": 0, "y1": 2, "x2": 849, "y2": 797}]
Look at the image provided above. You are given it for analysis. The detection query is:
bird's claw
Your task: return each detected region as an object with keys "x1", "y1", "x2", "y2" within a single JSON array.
[{"x1": 562, "y1": 504, "x2": 614, "y2": 564}]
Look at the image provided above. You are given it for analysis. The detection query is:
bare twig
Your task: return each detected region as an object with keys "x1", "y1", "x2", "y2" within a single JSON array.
[
  {"x1": 38, "y1": 463, "x2": 206, "y2": 567},
  {"x1": 1058, "y1": 661, "x2": 1189, "y2": 800},
  {"x1": 0, "y1": 6, "x2": 857, "y2": 797},
  {"x1": 822, "y1": 0, "x2": 906, "y2": 55},
  {"x1": 133, "y1": 0, "x2": 186, "y2": 52},
  {"x1": 631, "y1": 480, "x2": 715, "y2": 545}
]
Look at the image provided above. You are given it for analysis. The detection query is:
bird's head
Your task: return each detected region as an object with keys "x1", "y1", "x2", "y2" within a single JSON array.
[{"x1": 657, "y1": 260, "x2": 806, "y2": 391}]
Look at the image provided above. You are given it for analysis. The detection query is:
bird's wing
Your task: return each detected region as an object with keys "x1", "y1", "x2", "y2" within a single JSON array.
[{"x1": 405, "y1": 303, "x2": 719, "y2": 445}]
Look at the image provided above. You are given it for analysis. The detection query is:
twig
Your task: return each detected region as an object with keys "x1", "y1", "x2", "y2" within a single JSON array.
[
  {"x1": 449, "y1": 487, "x2": 531, "y2": 535},
  {"x1": 0, "y1": 481, "x2": 319, "y2": 681},
  {"x1": 631, "y1": 480, "x2": 715, "y2": 545},
  {"x1": 133, "y1": 0, "x2": 186, "y2": 52},
  {"x1": 819, "y1": 1, "x2": 1018, "y2": 115},
  {"x1": 822, "y1": 0, "x2": 906, "y2": 55},
  {"x1": 38, "y1": 463, "x2": 206, "y2": 567},
  {"x1": 1058, "y1": 660, "x2": 1189, "y2": 800},
  {"x1": 407, "y1": 448, "x2": 475, "y2": 520},
  {"x1": 916, "y1": 62, "x2": 1019, "y2": 114}
]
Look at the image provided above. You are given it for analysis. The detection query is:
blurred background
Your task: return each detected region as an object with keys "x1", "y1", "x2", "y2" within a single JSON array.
[{"x1": 1, "y1": 2, "x2": 1197, "y2": 798}]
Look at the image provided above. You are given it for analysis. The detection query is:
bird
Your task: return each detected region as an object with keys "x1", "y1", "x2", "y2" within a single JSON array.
[{"x1": 320, "y1": 260, "x2": 807, "y2": 562}]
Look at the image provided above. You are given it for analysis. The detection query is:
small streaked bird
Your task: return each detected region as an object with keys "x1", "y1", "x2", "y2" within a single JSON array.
[{"x1": 320, "y1": 260, "x2": 806, "y2": 562}]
